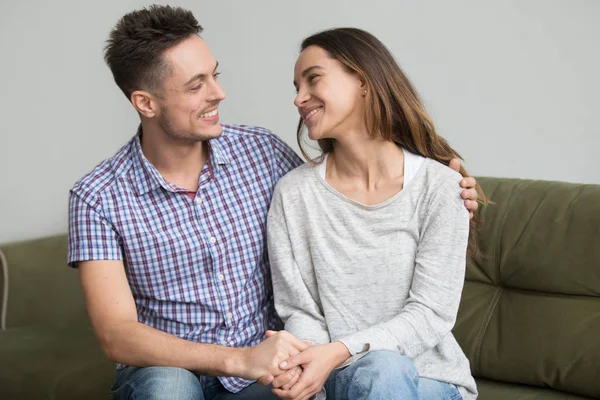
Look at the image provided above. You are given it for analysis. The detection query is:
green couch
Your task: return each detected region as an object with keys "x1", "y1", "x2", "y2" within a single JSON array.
[
  {"x1": 0, "y1": 235, "x2": 114, "y2": 399},
  {"x1": 454, "y1": 178, "x2": 600, "y2": 399},
  {"x1": 0, "y1": 177, "x2": 598, "y2": 399}
]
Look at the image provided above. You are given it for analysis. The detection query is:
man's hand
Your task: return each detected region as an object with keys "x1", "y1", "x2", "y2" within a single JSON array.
[
  {"x1": 239, "y1": 330, "x2": 309, "y2": 381},
  {"x1": 449, "y1": 158, "x2": 479, "y2": 219},
  {"x1": 272, "y1": 341, "x2": 350, "y2": 400},
  {"x1": 257, "y1": 330, "x2": 306, "y2": 389}
]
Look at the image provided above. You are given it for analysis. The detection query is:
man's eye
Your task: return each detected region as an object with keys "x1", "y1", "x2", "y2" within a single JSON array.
[{"x1": 214, "y1": 72, "x2": 221, "y2": 79}]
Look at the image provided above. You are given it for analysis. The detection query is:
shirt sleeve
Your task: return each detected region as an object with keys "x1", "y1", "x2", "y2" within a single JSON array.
[
  {"x1": 338, "y1": 178, "x2": 470, "y2": 357},
  {"x1": 267, "y1": 189, "x2": 331, "y2": 345},
  {"x1": 268, "y1": 132, "x2": 303, "y2": 184},
  {"x1": 68, "y1": 191, "x2": 122, "y2": 268}
]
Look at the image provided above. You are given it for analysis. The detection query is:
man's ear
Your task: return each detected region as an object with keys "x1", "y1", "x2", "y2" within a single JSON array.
[{"x1": 131, "y1": 90, "x2": 158, "y2": 118}]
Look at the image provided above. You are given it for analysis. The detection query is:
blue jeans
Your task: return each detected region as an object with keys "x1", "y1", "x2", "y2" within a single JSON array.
[
  {"x1": 110, "y1": 366, "x2": 278, "y2": 400},
  {"x1": 324, "y1": 351, "x2": 462, "y2": 400}
]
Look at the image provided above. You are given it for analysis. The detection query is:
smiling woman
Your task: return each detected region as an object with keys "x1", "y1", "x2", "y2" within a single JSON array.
[{"x1": 267, "y1": 27, "x2": 483, "y2": 400}]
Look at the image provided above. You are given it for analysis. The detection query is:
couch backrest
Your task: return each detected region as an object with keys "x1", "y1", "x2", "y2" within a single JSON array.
[
  {"x1": 0, "y1": 234, "x2": 88, "y2": 328},
  {"x1": 454, "y1": 177, "x2": 600, "y2": 398}
]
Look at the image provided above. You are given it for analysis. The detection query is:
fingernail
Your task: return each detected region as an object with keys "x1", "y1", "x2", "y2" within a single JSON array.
[{"x1": 280, "y1": 361, "x2": 287, "y2": 368}]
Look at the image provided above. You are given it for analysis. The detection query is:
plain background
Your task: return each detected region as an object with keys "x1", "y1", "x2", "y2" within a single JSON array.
[{"x1": 1, "y1": 0, "x2": 599, "y2": 243}]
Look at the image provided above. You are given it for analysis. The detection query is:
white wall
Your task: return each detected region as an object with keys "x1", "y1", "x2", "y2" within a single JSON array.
[{"x1": 1, "y1": 0, "x2": 599, "y2": 243}]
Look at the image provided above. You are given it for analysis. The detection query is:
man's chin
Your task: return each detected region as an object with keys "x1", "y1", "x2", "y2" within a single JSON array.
[{"x1": 197, "y1": 123, "x2": 223, "y2": 140}]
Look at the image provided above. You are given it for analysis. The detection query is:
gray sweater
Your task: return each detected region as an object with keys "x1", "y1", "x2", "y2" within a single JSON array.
[{"x1": 267, "y1": 157, "x2": 477, "y2": 399}]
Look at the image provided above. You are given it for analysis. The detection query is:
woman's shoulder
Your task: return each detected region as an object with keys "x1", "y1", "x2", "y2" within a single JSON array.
[
  {"x1": 276, "y1": 161, "x2": 320, "y2": 191},
  {"x1": 270, "y1": 162, "x2": 321, "y2": 219},
  {"x1": 418, "y1": 159, "x2": 464, "y2": 198}
]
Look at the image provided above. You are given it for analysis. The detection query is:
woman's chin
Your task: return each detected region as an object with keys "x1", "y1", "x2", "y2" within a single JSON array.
[{"x1": 307, "y1": 128, "x2": 323, "y2": 141}]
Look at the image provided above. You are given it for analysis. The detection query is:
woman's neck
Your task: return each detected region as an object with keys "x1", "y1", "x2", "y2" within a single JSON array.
[{"x1": 327, "y1": 135, "x2": 404, "y2": 191}]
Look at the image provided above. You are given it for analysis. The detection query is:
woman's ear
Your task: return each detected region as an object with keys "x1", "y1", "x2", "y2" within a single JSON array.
[
  {"x1": 360, "y1": 83, "x2": 367, "y2": 97},
  {"x1": 359, "y1": 77, "x2": 367, "y2": 97}
]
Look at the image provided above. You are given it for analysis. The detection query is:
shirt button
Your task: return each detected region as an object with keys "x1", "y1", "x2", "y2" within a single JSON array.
[
  {"x1": 195, "y1": 198, "x2": 202, "y2": 205},
  {"x1": 217, "y1": 273, "x2": 225, "y2": 281},
  {"x1": 209, "y1": 237, "x2": 217, "y2": 244},
  {"x1": 226, "y1": 312, "x2": 233, "y2": 320}
]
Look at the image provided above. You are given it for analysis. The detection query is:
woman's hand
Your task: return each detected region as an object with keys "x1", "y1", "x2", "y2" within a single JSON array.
[
  {"x1": 256, "y1": 330, "x2": 308, "y2": 389},
  {"x1": 272, "y1": 341, "x2": 350, "y2": 400}
]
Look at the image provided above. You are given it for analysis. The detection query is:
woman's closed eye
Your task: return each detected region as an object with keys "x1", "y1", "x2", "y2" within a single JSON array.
[{"x1": 308, "y1": 74, "x2": 320, "y2": 85}]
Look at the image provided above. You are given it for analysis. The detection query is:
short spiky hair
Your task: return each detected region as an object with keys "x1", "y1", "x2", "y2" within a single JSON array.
[{"x1": 104, "y1": 5, "x2": 202, "y2": 99}]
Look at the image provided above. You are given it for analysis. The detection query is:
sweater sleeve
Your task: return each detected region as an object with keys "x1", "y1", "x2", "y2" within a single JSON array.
[
  {"x1": 338, "y1": 178, "x2": 469, "y2": 357},
  {"x1": 267, "y1": 192, "x2": 331, "y2": 345}
]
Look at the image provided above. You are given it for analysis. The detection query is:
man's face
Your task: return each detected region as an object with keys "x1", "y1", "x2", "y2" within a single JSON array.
[{"x1": 156, "y1": 35, "x2": 226, "y2": 142}]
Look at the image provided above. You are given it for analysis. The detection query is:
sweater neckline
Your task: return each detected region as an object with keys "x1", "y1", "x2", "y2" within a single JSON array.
[{"x1": 312, "y1": 151, "x2": 430, "y2": 210}]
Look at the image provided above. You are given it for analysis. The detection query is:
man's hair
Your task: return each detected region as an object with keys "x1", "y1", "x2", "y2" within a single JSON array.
[{"x1": 104, "y1": 5, "x2": 202, "y2": 99}]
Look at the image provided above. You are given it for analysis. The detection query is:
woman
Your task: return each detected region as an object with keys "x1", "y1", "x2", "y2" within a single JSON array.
[{"x1": 266, "y1": 28, "x2": 483, "y2": 400}]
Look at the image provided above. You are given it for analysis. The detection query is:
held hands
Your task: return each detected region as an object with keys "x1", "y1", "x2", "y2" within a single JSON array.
[
  {"x1": 265, "y1": 340, "x2": 351, "y2": 400},
  {"x1": 241, "y1": 330, "x2": 309, "y2": 380},
  {"x1": 257, "y1": 330, "x2": 307, "y2": 389},
  {"x1": 449, "y1": 158, "x2": 479, "y2": 219}
]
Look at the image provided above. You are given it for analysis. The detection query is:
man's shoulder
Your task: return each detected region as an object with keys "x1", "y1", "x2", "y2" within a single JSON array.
[
  {"x1": 219, "y1": 123, "x2": 295, "y2": 151},
  {"x1": 213, "y1": 124, "x2": 275, "y2": 158},
  {"x1": 220, "y1": 124, "x2": 278, "y2": 143},
  {"x1": 218, "y1": 124, "x2": 301, "y2": 173},
  {"x1": 71, "y1": 138, "x2": 136, "y2": 204}
]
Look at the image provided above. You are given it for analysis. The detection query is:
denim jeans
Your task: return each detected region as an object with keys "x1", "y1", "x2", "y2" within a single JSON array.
[
  {"x1": 110, "y1": 366, "x2": 279, "y2": 400},
  {"x1": 323, "y1": 351, "x2": 462, "y2": 400}
]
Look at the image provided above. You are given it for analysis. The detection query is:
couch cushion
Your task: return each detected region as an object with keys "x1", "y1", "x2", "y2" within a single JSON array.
[
  {"x1": 0, "y1": 234, "x2": 87, "y2": 328},
  {"x1": 0, "y1": 319, "x2": 114, "y2": 399},
  {"x1": 454, "y1": 178, "x2": 600, "y2": 398},
  {"x1": 476, "y1": 378, "x2": 595, "y2": 399}
]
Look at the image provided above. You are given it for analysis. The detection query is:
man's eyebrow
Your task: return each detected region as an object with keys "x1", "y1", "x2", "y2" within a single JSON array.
[{"x1": 184, "y1": 61, "x2": 220, "y2": 86}]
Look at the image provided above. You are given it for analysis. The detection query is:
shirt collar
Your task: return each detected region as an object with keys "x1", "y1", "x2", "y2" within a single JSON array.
[
  {"x1": 208, "y1": 128, "x2": 231, "y2": 166},
  {"x1": 132, "y1": 125, "x2": 231, "y2": 196}
]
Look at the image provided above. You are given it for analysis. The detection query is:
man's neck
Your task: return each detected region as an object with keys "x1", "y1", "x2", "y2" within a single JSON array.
[{"x1": 140, "y1": 123, "x2": 209, "y2": 192}]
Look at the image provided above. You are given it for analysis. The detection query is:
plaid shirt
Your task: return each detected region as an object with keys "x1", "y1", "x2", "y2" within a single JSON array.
[{"x1": 68, "y1": 124, "x2": 302, "y2": 392}]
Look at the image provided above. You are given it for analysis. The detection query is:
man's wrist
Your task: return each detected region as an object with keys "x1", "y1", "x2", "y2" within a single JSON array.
[{"x1": 209, "y1": 345, "x2": 250, "y2": 378}]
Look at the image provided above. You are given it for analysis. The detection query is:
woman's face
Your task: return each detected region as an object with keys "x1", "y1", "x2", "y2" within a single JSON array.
[{"x1": 293, "y1": 45, "x2": 366, "y2": 141}]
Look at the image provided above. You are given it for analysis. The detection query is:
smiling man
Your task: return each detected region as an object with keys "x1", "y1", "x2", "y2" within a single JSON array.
[{"x1": 67, "y1": 5, "x2": 479, "y2": 400}]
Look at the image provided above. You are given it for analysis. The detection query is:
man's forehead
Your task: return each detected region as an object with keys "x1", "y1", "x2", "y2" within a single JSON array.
[
  {"x1": 164, "y1": 37, "x2": 217, "y2": 80},
  {"x1": 165, "y1": 36, "x2": 214, "y2": 66}
]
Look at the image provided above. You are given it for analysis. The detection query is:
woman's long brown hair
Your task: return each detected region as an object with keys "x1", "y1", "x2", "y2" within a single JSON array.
[{"x1": 297, "y1": 27, "x2": 486, "y2": 257}]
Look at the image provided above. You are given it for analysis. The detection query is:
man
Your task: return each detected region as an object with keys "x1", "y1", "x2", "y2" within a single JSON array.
[{"x1": 68, "y1": 5, "x2": 480, "y2": 400}]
